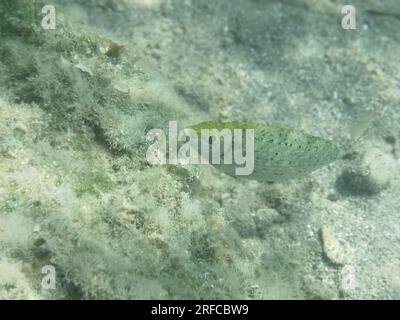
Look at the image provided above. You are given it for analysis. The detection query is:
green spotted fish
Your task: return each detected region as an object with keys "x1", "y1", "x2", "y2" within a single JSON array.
[{"x1": 189, "y1": 121, "x2": 347, "y2": 182}]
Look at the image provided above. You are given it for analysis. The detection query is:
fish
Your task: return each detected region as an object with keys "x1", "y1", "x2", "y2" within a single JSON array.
[{"x1": 189, "y1": 121, "x2": 346, "y2": 182}]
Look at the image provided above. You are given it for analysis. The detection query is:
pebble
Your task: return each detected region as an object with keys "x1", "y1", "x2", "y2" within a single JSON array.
[
  {"x1": 362, "y1": 147, "x2": 394, "y2": 191},
  {"x1": 321, "y1": 225, "x2": 354, "y2": 265}
]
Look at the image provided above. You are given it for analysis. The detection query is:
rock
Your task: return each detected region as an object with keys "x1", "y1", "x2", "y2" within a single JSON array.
[
  {"x1": 321, "y1": 226, "x2": 354, "y2": 265},
  {"x1": 336, "y1": 148, "x2": 395, "y2": 196},
  {"x1": 253, "y1": 207, "x2": 283, "y2": 237},
  {"x1": 231, "y1": 207, "x2": 282, "y2": 238},
  {"x1": 363, "y1": 148, "x2": 393, "y2": 190}
]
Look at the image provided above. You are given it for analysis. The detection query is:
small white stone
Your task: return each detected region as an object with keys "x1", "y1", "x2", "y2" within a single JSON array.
[
  {"x1": 321, "y1": 226, "x2": 354, "y2": 265},
  {"x1": 362, "y1": 148, "x2": 394, "y2": 190}
]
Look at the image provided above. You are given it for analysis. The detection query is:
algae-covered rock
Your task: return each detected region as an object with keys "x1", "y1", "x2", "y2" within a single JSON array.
[{"x1": 336, "y1": 147, "x2": 396, "y2": 196}]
